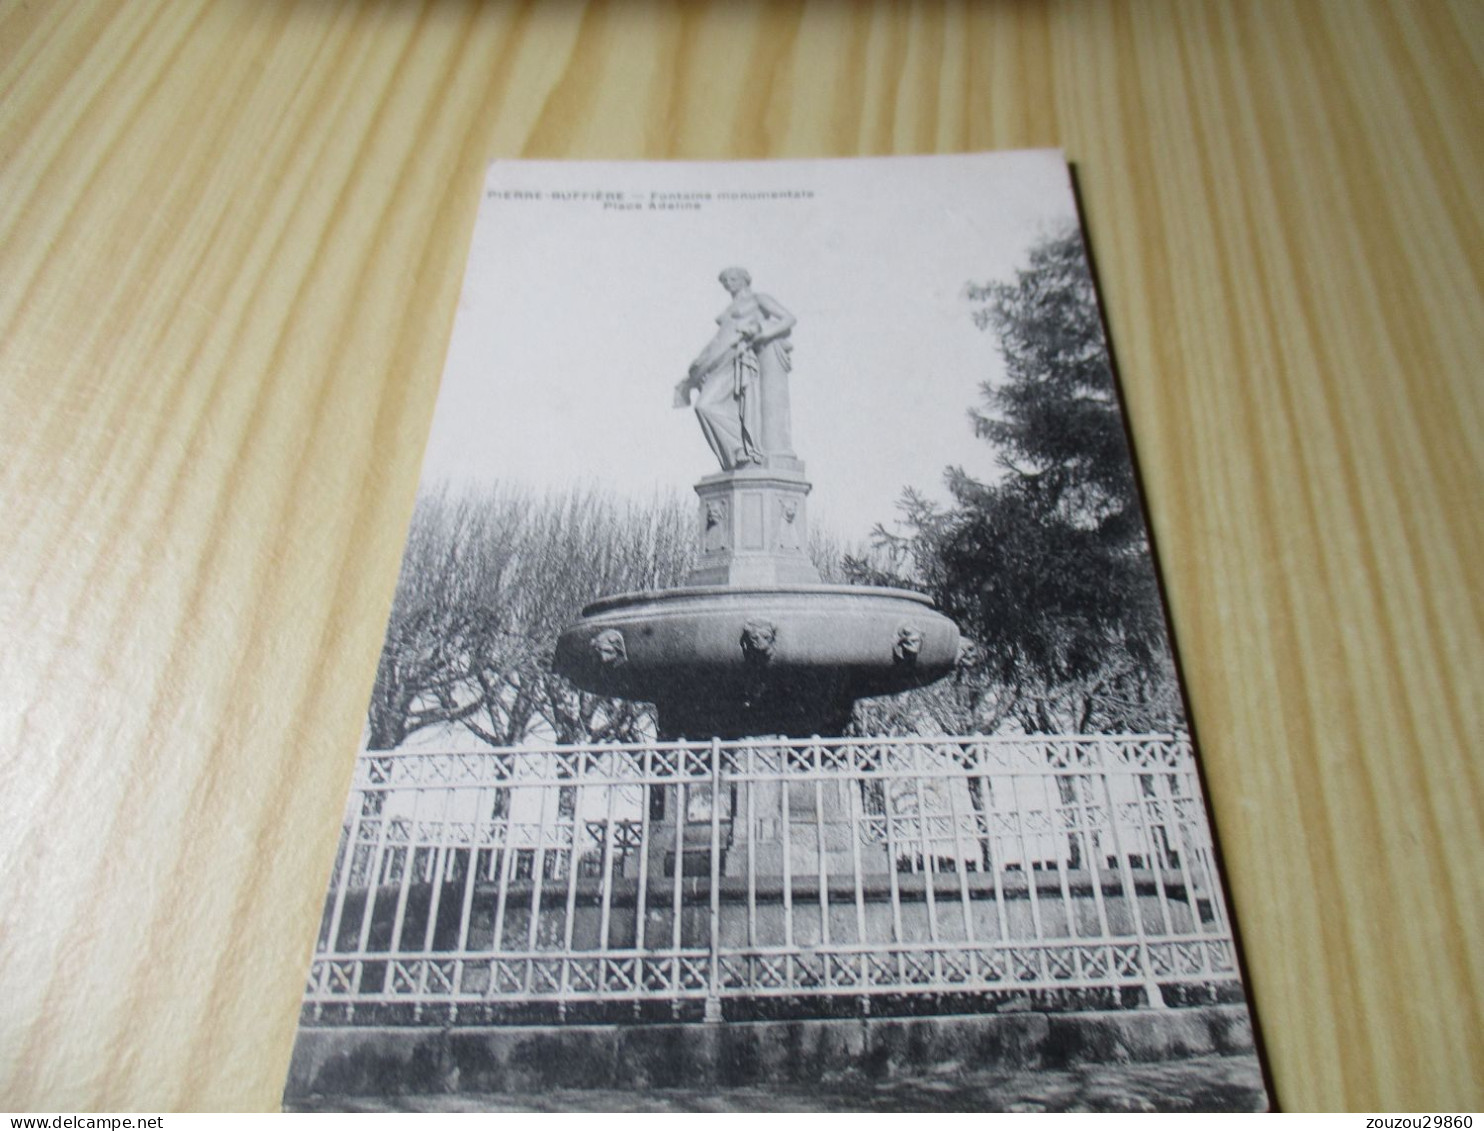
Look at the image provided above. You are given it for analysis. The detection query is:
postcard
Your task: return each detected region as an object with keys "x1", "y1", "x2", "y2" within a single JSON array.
[{"x1": 283, "y1": 152, "x2": 1268, "y2": 1112}]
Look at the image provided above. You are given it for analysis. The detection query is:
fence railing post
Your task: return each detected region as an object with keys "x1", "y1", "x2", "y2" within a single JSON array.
[
  {"x1": 1098, "y1": 739, "x2": 1168, "y2": 1010},
  {"x1": 706, "y1": 736, "x2": 724, "y2": 1023}
]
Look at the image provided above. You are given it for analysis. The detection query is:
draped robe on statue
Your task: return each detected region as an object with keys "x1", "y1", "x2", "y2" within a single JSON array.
[{"x1": 687, "y1": 311, "x2": 793, "y2": 471}]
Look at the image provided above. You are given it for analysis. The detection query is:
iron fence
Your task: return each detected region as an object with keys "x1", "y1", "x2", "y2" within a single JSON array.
[{"x1": 302, "y1": 734, "x2": 1242, "y2": 1024}]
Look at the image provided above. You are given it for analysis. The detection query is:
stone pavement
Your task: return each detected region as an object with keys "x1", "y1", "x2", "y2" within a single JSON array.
[{"x1": 290, "y1": 1051, "x2": 1269, "y2": 1112}]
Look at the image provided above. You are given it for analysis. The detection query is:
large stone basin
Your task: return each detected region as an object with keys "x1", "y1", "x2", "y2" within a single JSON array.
[{"x1": 554, "y1": 584, "x2": 960, "y2": 739}]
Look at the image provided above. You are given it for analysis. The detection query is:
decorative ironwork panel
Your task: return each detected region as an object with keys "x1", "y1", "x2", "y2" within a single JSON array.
[{"x1": 305, "y1": 734, "x2": 1237, "y2": 1024}]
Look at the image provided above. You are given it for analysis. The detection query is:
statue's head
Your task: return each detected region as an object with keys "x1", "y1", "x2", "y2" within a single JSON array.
[{"x1": 718, "y1": 266, "x2": 752, "y2": 295}]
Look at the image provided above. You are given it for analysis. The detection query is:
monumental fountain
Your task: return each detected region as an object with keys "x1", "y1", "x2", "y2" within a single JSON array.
[
  {"x1": 555, "y1": 267, "x2": 960, "y2": 738},
  {"x1": 286, "y1": 267, "x2": 1253, "y2": 1107}
]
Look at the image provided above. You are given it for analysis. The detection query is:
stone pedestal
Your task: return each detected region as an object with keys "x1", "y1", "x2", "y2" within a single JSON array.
[
  {"x1": 746, "y1": 778, "x2": 892, "y2": 879},
  {"x1": 686, "y1": 461, "x2": 820, "y2": 588}
]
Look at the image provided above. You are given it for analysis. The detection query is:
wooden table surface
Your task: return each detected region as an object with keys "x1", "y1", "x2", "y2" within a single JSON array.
[{"x1": 2, "y1": 0, "x2": 1480, "y2": 1112}]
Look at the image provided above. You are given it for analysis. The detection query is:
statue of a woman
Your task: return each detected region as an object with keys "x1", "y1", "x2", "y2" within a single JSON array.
[{"x1": 673, "y1": 267, "x2": 796, "y2": 471}]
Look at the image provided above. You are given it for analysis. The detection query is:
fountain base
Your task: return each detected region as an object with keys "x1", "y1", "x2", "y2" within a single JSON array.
[{"x1": 554, "y1": 584, "x2": 960, "y2": 739}]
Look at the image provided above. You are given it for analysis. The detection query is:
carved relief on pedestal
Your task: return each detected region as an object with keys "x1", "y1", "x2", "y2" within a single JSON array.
[
  {"x1": 777, "y1": 498, "x2": 802, "y2": 552},
  {"x1": 703, "y1": 499, "x2": 729, "y2": 554}
]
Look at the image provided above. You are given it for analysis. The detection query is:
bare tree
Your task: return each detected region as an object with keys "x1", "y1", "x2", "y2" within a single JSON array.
[{"x1": 368, "y1": 483, "x2": 696, "y2": 750}]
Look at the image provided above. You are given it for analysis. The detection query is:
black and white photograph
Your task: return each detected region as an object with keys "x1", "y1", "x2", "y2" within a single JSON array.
[{"x1": 283, "y1": 151, "x2": 1267, "y2": 1113}]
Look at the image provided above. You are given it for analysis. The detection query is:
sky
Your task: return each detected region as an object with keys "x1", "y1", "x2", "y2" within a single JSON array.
[{"x1": 418, "y1": 151, "x2": 1081, "y2": 548}]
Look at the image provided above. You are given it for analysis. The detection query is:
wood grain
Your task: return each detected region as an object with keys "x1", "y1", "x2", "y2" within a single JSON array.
[{"x1": 0, "y1": 0, "x2": 1479, "y2": 1111}]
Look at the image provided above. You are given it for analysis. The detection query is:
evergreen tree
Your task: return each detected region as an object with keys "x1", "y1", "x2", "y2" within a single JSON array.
[{"x1": 861, "y1": 225, "x2": 1182, "y2": 734}]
